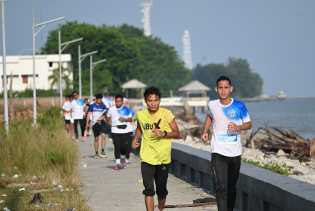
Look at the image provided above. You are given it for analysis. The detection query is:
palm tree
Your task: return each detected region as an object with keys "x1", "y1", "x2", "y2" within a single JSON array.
[{"x1": 48, "y1": 64, "x2": 72, "y2": 91}]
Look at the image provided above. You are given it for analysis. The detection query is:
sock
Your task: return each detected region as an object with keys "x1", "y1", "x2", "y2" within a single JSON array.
[
  {"x1": 116, "y1": 159, "x2": 121, "y2": 165},
  {"x1": 101, "y1": 148, "x2": 105, "y2": 153},
  {"x1": 96, "y1": 151, "x2": 98, "y2": 155}
]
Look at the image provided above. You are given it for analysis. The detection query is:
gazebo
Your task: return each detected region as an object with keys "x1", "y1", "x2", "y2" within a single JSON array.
[
  {"x1": 178, "y1": 80, "x2": 210, "y2": 98},
  {"x1": 121, "y1": 79, "x2": 147, "y2": 98}
]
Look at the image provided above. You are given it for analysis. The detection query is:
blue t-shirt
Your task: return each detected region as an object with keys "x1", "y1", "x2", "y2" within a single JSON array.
[{"x1": 88, "y1": 102, "x2": 108, "y2": 125}]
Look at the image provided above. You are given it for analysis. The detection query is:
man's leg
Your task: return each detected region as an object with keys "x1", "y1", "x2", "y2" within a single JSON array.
[
  {"x1": 212, "y1": 153, "x2": 228, "y2": 211},
  {"x1": 79, "y1": 119, "x2": 85, "y2": 137},
  {"x1": 227, "y1": 156, "x2": 241, "y2": 211},
  {"x1": 141, "y1": 162, "x2": 156, "y2": 211},
  {"x1": 100, "y1": 133, "x2": 107, "y2": 156},
  {"x1": 155, "y1": 164, "x2": 169, "y2": 211},
  {"x1": 94, "y1": 136, "x2": 100, "y2": 155},
  {"x1": 124, "y1": 132, "x2": 132, "y2": 160},
  {"x1": 92, "y1": 124, "x2": 100, "y2": 156},
  {"x1": 112, "y1": 133, "x2": 122, "y2": 166},
  {"x1": 73, "y1": 119, "x2": 79, "y2": 139}
]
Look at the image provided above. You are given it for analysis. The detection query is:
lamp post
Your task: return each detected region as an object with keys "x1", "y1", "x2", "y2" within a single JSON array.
[
  {"x1": 58, "y1": 30, "x2": 82, "y2": 107},
  {"x1": 1, "y1": 0, "x2": 8, "y2": 132},
  {"x1": 90, "y1": 57, "x2": 106, "y2": 100},
  {"x1": 77, "y1": 48, "x2": 97, "y2": 98},
  {"x1": 32, "y1": 16, "x2": 64, "y2": 124}
]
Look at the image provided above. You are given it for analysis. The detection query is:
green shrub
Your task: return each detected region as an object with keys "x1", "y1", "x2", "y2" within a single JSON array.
[{"x1": 242, "y1": 158, "x2": 292, "y2": 176}]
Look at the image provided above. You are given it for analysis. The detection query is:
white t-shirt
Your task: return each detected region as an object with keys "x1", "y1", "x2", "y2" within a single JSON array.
[
  {"x1": 208, "y1": 98, "x2": 251, "y2": 157},
  {"x1": 62, "y1": 101, "x2": 72, "y2": 120},
  {"x1": 107, "y1": 105, "x2": 134, "y2": 134},
  {"x1": 71, "y1": 99, "x2": 85, "y2": 120}
]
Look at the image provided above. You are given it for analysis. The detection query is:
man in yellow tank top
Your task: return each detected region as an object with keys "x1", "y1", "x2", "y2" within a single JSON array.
[{"x1": 132, "y1": 86, "x2": 180, "y2": 211}]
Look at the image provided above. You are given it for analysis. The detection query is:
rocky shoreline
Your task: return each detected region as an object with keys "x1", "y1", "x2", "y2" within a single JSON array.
[
  {"x1": 175, "y1": 118, "x2": 315, "y2": 185},
  {"x1": 173, "y1": 136, "x2": 315, "y2": 184}
]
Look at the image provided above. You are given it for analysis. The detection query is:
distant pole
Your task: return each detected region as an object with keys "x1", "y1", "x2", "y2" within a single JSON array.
[
  {"x1": 79, "y1": 50, "x2": 97, "y2": 99},
  {"x1": 32, "y1": 16, "x2": 64, "y2": 125},
  {"x1": 32, "y1": 15, "x2": 37, "y2": 125},
  {"x1": 89, "y1": 55, "x2": 93, "y2": 100},
  {"x1": 78, "y1": 45, "x2": 82, "y2": 98},
  {"x1": 1, "y1": 0, "x2": 8, "y2": 132},
  {"x1": 58, "y1": 30, "x2": 62, "y2": 107},
  {"x1": 89, "y1": 57, "x2": 106, "y2": 101},
  {"x1": 58, "y1": 32, "x2": 82, "y2": 105}
]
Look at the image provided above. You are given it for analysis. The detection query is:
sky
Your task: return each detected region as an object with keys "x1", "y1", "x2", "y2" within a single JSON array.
[{"x1": 4, "y1": 0, "x2": 315, "y2": 97}]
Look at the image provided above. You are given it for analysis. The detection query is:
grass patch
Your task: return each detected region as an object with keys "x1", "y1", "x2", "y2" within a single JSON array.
[
  {"x1": 0, "y1": 107, "x2": 90, "y2": 210},
  {"x1": 242, "y1": 158, "x2": 292, "y2": 176}
]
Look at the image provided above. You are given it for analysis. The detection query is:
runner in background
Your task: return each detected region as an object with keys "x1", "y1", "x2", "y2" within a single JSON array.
[
  {"x1": 71, "y1": 91, "x2": 85, "y2": 141},
  {"x1": 107, "y1": 94, "x2": 135, "y2": 170},
  {"x1": 85, "y1": 93, "x2": 109, "y2": 158},
  {"x1": 62, "y1": 94, "x2": 73, "y2": 136}
]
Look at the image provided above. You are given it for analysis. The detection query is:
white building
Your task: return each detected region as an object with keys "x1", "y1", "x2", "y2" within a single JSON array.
[{"x1": 0, "y1": 54, "x2": 72, "y2": 92}]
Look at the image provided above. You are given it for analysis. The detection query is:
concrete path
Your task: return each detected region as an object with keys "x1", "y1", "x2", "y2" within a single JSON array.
[{"x1": 78, "y1": 137, "x2": 217, "y2": 211}]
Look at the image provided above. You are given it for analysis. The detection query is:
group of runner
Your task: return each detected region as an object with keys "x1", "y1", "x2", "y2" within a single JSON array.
[
  {"x1": 62, "y1": 76, "x2": 252, "y2": 211},
  {"x1": 62, "y1": 91, "x2": 134, "y2": 167}
]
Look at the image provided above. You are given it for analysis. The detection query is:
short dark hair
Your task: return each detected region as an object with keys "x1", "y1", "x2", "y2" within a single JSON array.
[
  {"x1": 95, "y1": 93, "x2": 103, "y2": 99},
  {"x1": 144, "y1": 86, "x2": 161, "y2": 99},
  {"x1": 216, "y1": 76, "x2": 232, "y2": 86},
  {"x1": 72, "y1": 91, "x2": 79, "y2": 96},
  {"x1": 115, "y1": 94, "x2": 124, "y2": 100}
]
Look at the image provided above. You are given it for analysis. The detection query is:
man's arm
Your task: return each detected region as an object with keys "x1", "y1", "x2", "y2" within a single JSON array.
[
  {"x1": 228, "y1": 121, "x2": 252, "y2": 133},
  {"x1": 85, "y1": 112, "x2": 91, "y2": 131},
  {"x1": 132, "y1": 122, "x2": 142, "y2": 149},
  {"x1": 201, "y1": 115, "x2": 212, "y2": 142},
  {"x1": 152, "y1": 118, "x2": 181, "y2": 139},
  {"x1": 119, "y1": 117, "x2": 133, "y2": 122}
]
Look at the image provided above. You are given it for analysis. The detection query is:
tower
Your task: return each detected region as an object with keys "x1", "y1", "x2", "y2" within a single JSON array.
[
  {"x1": 182, "y1": 30, "x2": 193, "y2": 70},
  {"x1": 142, "y1": 0, "x2": 153, "y2": 36}
]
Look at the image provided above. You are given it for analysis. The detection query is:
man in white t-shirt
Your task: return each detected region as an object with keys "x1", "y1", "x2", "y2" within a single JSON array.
[
  {"x1": 201, "y1": 76, "x2": 252, "y2": 211},
  {"x1": 107, "y1": 94, "x2": 135, "y2": 170},
  {"x1": 71, "y1": 91, "x2": 85, "y2": 140},
  {"x1": 62, "y1": 94, "x2": 73, "y2": 135}
]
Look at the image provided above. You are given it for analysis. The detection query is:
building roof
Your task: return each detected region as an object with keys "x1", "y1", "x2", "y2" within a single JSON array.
[
  {"x1": 121, "y1": 79, "x2": 147, "y2": 89},
  {"x1": 178, "y1": 80, "x2": 210, "y2": 92}
]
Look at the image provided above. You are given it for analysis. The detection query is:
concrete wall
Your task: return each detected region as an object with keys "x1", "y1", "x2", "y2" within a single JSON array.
[{"x1": 171, "y1": 142, "x2": 315, "y2": 211}]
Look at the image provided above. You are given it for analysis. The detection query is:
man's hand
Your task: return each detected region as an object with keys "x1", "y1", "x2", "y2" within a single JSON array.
[
  {"x1": 152, "y1": 128, "x2": 165, "y2": 138},
  {"x1": 132, "y1": 138, "x2": 140, "y2": 149},
  {"x1": 227, "y1": 122, "x2": 240, "y2": 133},
  {"x1": 201, "y1": 132, "x2": 209, "y2": 142}
]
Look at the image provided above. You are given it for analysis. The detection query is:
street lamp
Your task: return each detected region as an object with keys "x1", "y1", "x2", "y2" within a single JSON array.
[
  {"x1": 1, "y1": 0, "x2": 8, "y2": 132},
  {"x1": 58, "y1": 30, "x2": 82, "y2": 107},
  {"x1": 89, "y1": 56, "x2": 106, "y2": 100},
  {"x1": 32, "y1": 16, "x2": 64, "y2": 125},
  {"x1": 77, "y1": 47, "x2": 97, "y2": 98}
]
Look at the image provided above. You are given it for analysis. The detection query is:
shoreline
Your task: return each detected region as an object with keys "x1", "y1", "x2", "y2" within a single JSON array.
[{"x1": 173, "y1": 137, "x2": 315, "y2": 185}]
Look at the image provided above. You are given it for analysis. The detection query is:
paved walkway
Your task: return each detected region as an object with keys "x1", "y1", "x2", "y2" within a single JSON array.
[{"x1": 79, "y1": 137, "x2": 217, "y2": 211}]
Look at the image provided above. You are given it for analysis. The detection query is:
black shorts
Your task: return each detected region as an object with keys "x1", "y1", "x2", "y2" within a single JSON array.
[
  {"x1": 64, "y1": 119, "x2": 71, "y2": 124},
  {"x1": 92, "y1": 122, "x2": 108, "y2": 138},
  {"x1": 141, "y1": 162, "x2": 170, "y2": 199}
]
